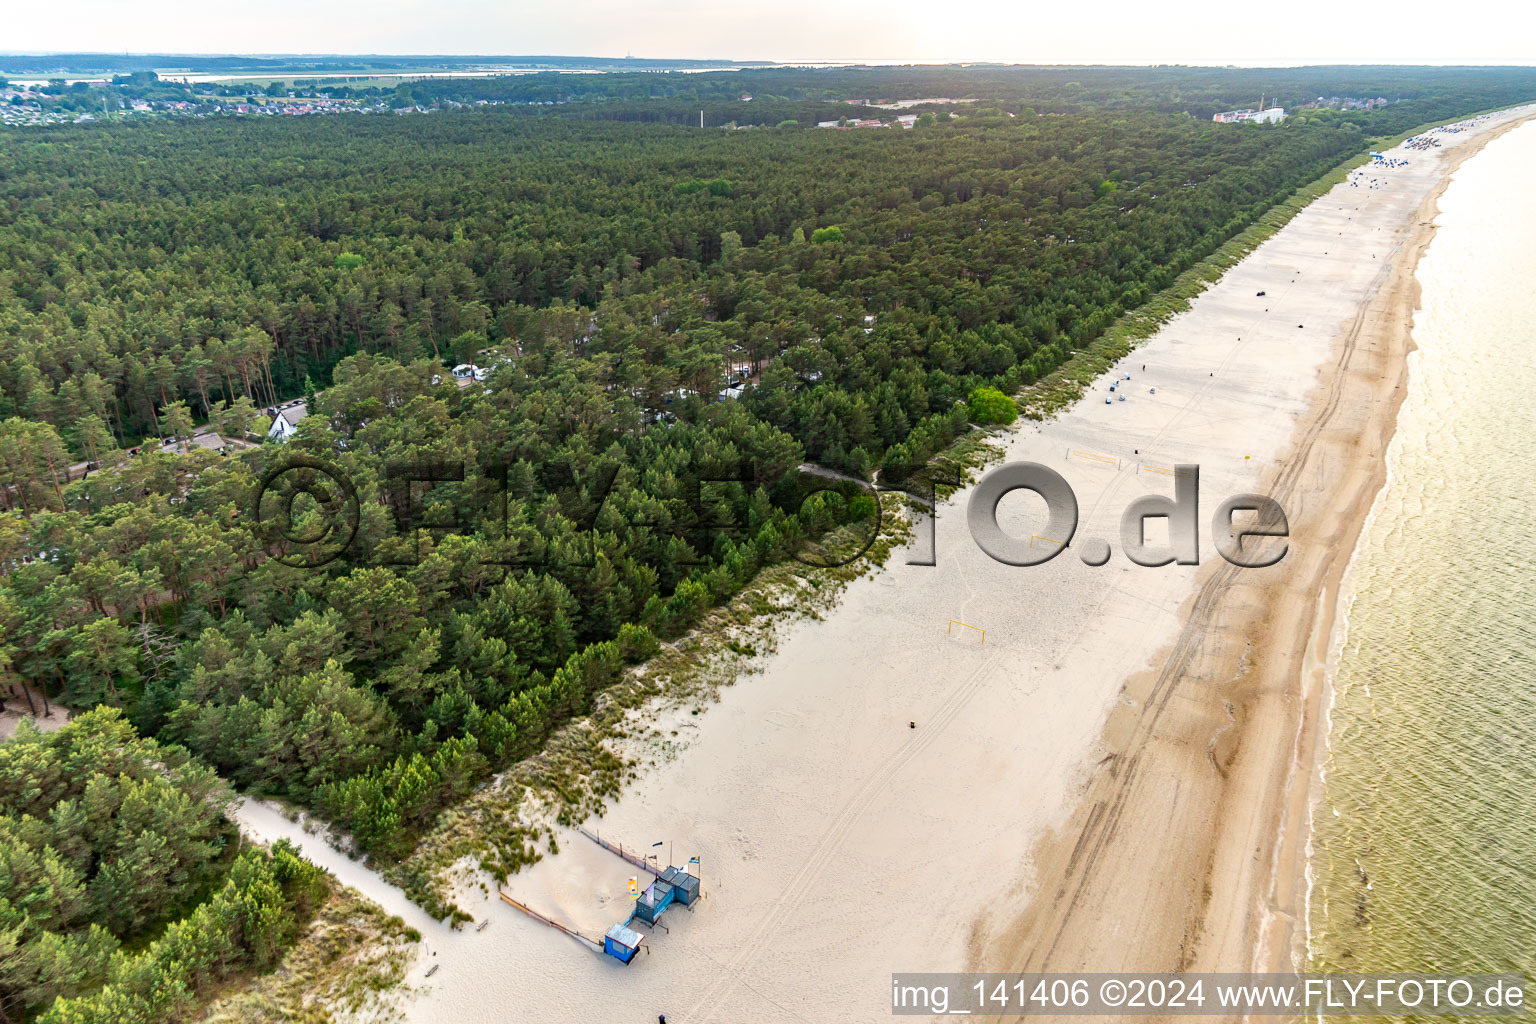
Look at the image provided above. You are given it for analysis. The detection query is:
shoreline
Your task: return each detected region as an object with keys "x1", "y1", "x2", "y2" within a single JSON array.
[
  {"x1": 1251, "y1": 107, "x2": 1536, "y2": 978},
  {"x1": 1284, "y1": 111, "x2": 1536, "y2": 973},
  {"x1": 976, "y1": 105, "x2": 1536, "y2": 1000}
]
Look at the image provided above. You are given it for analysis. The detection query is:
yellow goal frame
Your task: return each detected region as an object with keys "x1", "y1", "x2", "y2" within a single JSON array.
[{"x1": 947, "y1": 619, "x2": 985, "y2": 643}]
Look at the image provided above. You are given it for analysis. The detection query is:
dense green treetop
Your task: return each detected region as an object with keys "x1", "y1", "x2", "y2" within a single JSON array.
[
  {"x1": 1, "y1": 64, "x2": 1532, "y2": 921},
  {"x1": 0, "y1": 707, "x2": 238, "y2": 1018}
]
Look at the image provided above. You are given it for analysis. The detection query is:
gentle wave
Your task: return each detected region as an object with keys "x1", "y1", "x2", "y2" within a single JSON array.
[{"x1": 1308, "y1": 119, "x2": 1536, "y2": 1000}]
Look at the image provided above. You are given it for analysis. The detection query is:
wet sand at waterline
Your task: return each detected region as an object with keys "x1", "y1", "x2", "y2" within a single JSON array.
[{"x1": 236, "y1": 105, "x2": 1536, "y2": 1024}]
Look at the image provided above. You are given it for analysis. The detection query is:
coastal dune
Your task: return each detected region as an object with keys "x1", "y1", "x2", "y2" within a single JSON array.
[{"x1": 236, "y1": 105, "x2": 1536, "y2": 1024}]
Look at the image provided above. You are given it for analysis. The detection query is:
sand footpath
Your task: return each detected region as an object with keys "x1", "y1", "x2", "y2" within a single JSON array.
[{"x1": 236, "y1": 104, "x2": 1536, "y2": 1024}]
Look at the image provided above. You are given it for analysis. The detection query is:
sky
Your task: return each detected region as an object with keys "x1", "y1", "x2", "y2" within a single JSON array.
[{"x1": 5, "y1": 0, "x2": 1535, "y2": 67}]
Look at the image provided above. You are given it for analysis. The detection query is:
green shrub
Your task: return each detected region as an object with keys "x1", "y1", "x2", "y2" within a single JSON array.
[
  {"x1": 967, "y1": 386, "x2": 1018, "y2": 425},
  {"x1": 616, "y1": 622, "x2": 661, "y2": 663}
]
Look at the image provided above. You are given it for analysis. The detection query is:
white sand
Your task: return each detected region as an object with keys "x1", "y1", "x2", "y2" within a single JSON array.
[
  {"x1": 0, "y1": 690, "x2": 68, "y2": 740},
  {"x1": 234, "y1": 105, "x2": 1536, "y2": 1024}
]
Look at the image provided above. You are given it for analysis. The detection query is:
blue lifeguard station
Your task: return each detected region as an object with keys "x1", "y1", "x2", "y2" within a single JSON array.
[{"x1": 586, "y1": 836, "x2": 706, "y2": 965}]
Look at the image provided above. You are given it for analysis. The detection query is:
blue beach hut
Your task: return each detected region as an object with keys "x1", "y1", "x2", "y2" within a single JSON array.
[{"x1": 604, "y1": 922, "x2": 644, "y2": 964}]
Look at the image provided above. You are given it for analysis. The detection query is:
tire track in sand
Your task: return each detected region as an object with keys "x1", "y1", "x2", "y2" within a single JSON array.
[{"x1": 1018, "y1": 224, "x2": 1404, "y2": 977}]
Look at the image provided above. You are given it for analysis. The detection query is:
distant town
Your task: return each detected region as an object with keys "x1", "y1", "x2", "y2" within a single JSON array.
[
  {"x1": 0, "y1": 60, "x2": 1408, "y2": 132},
  {"x1": 0, "y1": 73, "x2": 551, "y2": 127},
  {"x1": 0, "y1": 74, "x2": 995, "y2": 130}
]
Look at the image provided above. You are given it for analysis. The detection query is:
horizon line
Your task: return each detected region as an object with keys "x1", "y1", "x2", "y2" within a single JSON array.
[{"x1": 4, "y1": 53, "x2": 1536, "y2": 71}]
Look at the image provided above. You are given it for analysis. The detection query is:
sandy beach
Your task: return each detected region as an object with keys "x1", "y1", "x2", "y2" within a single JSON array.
[
  {"x1": 233, "y1": 104, "x2": 1536, "y2": 1024},
  {"x1": 975, "y1": 105, "x2": 1536, "y2": 1002},
  {"x1": 976, "y1": 104, "x2": 1536, "y2": 1003}
]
